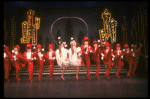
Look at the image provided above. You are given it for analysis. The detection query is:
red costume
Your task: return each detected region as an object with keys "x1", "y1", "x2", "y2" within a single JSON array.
[
  {"x1": 81, "y1": 37, "x2": 92, "y2": 80},
  {"x1": 123, "y1": 44, "x2": 133, "y2": 77},
  {"x1": 131, "y1": 44, "x2": 142, "y2": 76},
  {"x1": 35, "y1": 44, "x2": 44, "y2": 81},
  {"x1": 113, "y1": 43, "x2": 124, "y2": 78},
  {"x1": 10, "y1": 45, "x2": 24, "y2": 81},
  {"x1": 92, "y1": 41, "x2": 101, "y2": 79},
  {"x1": 101, "y1": 42, "x2": 114, "y2": 79},
  {"x1": 4, "y1": 46, "x2": 11, "y2": 82},
  {"x1": 44, "y1": 44, "x2": 55, "y2": 81},
  {"x1": 22, "y1": 44, "x2": 35, "y2": 82}
]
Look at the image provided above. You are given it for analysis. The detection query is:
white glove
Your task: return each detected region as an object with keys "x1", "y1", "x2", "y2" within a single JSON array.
[{"x1": 101, "y1": 57, "x2": 104, "y2": 60}]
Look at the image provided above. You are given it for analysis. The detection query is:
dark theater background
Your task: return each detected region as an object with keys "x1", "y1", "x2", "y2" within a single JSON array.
[
  {"x1": 3, "y1": 1, "x2": 148, "y2": 75},
  {"x1": 3, "y1": 1, "x2": 148, "y2": 98}
]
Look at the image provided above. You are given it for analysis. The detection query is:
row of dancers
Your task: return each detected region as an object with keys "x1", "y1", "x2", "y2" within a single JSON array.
[{"x1": 4, "y1": 37, "x2": 144, "y2": 82}]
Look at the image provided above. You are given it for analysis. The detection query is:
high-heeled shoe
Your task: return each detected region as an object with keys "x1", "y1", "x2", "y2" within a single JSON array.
[
  {"x1": 51, "y1": 78, "x2": 53, "y2": 81},
  {"x1": 127, "y1": 75, "x2": 132, "y2": 78},
  {"x1": 116, "y1": 75, "x2": 120, "y2": 78},
  {"x1": 61, "y1": 77, "x2": 66, "y2": 81},
  {"x1": 76, "y1": 76, "x2": 79, "y2": 80},
  {"x1": 105, "y1": 75, "x2": 110, "y2": 79},
  {"x1": 87, "y1": 77, "x2": 91, "y2": 80},
  {"x1": 7, "y1": 79, "x2": 10, "y2": 82},
  {"x1": 95, "y1": 77, "x2": 100, "y2": 80},
  {"x1": 17, "y1": 79, "x2": 20, "y2": 82}
]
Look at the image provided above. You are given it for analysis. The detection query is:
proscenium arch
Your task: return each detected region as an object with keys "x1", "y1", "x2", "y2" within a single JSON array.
[{"x1": 50, "y1": 17, "x2": 88, "y2": 46}]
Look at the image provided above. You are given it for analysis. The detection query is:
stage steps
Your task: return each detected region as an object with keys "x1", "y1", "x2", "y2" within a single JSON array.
[{"x1": 9, "y1": 64, "x2": 128, "y2": 76}]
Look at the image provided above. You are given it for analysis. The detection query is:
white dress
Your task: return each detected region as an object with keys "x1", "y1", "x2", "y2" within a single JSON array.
[
  {"x1": 56, "y1": 47, "x2": 70, "y2": 67},
  {"x1": 68, "y1": 47, "x2": 82, "y2": 66}
]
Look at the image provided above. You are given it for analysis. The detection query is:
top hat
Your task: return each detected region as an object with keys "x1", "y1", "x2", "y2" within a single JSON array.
[
  {"x1": 83, "y1": 37, "x2": 90, "y2": 42},
  {"x1": 133, "y1": 45, "x2": 137, "y2": 49},
  {"x1": 93, "y1": 40, "x2": 98, "y2": 45},
  {"x1": 105, "y1": 42, "x2": 110, "y2": 47},
  {"x1": 26, "y1": 44, "x2": 32, "y2": 49},
  {"x1": 36, "y1": 44, "x2": 42, "y2": 49},
  {"x1": 124, "y1": 44, "x2": 129, "y2": 48},
  {"x1": 48, "y1": 44, "x2": 54, "y2": 49},
  {"x1": 13, "y1": 45, "x2": 20, "y2": 50}
]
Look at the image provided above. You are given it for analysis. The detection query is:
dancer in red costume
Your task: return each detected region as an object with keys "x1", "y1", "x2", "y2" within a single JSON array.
[
  {"x1": 123, "y1": 44, "x2": 133, "y2": 78},
  {"x1": 101, "y1": 42, "x2": 114, "y2": 79},
  {"x1": 81, "y1": 37, "x2": 93, "y2": 80},
  {"x1": 10, "y1": 45, "x2": 24, "y2": 81},
  {"x1": 91, "y1": 40, "x2": 101, "y2": 80},
  {"x1": 113, "y1": 43, "x2": 124, "y2": 78},
  {"x1": 4, "y1": 45, "x2": 11, "y2": 82},
  {"x1": 35, "y1": 44, "x2": 45, "y2": 81},
  {"x1": 131, "y1": 43, "x2": 143, "y2": 77},
  {"x1": 22, "y1": 44, "x2": 35, "y2": 82},
  {"x1": 44, "y1": 44, "x2": 56, "y2": 81}
]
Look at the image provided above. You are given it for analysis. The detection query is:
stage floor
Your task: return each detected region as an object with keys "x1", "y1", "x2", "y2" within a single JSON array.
[{"x1": 4, "y1": 74, "x2": 148, "y2": 98}]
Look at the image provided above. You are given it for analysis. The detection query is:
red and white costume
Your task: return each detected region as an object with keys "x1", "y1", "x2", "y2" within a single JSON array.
[
  {"x1": 113, "y1": 43, "x2": 124, "y2": 77},
  {"x1": 34, "y1": 44, "x2": 45, "y2": 81},
  {"x1": 81, "y1": 37, "x2": 93, "y2": 79},
  {"x1": 91, "y1": 41, "x2": 101, "y2": 79},
  {"x1": 4, "y1": 46, "x2": 11, "y2": 81},
  {"x1": 22, "y1": 44, "x2": 35, "y2": 82},
  {"x1": 101, "y1": 42, "x2": 114, "y2": 78},
  {"x1": 123, "y1": 44, "x2": 133, "y2": 77},
  {"x1": 44, "y1": 44, "x2": 56, "y2": 79},
  {"x1": 131, "y1": 44, "x2": 142, "y2": 76}
]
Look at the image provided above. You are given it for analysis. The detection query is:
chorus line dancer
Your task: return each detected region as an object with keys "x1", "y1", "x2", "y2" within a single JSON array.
[
  {"x1": 91, "y1": 40, "x2": 101, "y2": 80},
  {"x1": 131, "y1": 43, "x2": 143, "y2": 77},
  {"x1": 123, "y1": 44, "x2": 133, "y2": 78},
  {"x1": 44, "y1": 44, "x2": 55, "y2": 81},
  {"x1": 113, "y1": 43, "x2": 124, "y2": 78},
  {"x1": 22, "y1": 44, "x2": 36, "y2": 82},
  {"x1": 4, "y1": 45, "x2": 11, "y2": 82},
  {"x1": 81, "y1": 37, "x2": 93, "y2": 80},
  {"x1": 101, "y1": 42, "x2": 114, "y2": 79},
  {"x1": 55, "y1": 37, "x2": 70, "y2": 81},
  {"x1": 69, "y1": 39, "x2": 82, "y2": 80},
  {"x1": 34, "y1": 44, "x2": 45, "y2": 81}
]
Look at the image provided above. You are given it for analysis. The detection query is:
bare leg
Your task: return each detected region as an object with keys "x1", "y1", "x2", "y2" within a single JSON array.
[
  {"x1": 76, "y1": 66, "x2": 79, "y2": 80},
  {"x1": 61, "y1": 65, "x2": 66, "y2": 80}
]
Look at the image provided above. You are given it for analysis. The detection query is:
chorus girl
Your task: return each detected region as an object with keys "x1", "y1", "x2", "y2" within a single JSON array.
[
  {"x1": 4, "y1": 45, "x2": 11, "y2": 82},
  {"x1": 113, "y1": 43, "x2": 124, "y2": 78},
  {"x1": 22, "y1": 44, "x2": 36, "y2": 82},
  {"x1": 91, "y1": 40, "x2": 101, "y2": 80},
  {"x1": 34, "y1": 44, "x2": 45, "y2": 81},
  {"x1": 55, "y1": 41, "x2": 70, "y2": 81},
  {"x1": 44, "y1": 44, "x2": 56, "y2": 81},
  {"x1": 68, "y1": 40, "x2": 82, "y2": 80},
  {"x1": 101, "y1": 42, "x2": 114, "y2": 79}
]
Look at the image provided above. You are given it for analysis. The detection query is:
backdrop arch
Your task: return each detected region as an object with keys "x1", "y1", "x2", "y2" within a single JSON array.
[{"x1": 50, "y1": 17, "x2": 88, "y2": 46}]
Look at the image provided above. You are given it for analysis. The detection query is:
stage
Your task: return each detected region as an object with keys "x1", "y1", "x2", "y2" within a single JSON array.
[{"x1": 4, "y1": 74, "x2": 148, "y2": 98}]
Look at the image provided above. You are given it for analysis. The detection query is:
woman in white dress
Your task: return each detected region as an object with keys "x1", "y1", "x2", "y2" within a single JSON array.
[
  {"x1": 55, "y1": 43, "x2": 69, "y2": 81},
  {"x1": 68, "y1": 40, "x2": 82, "y2": 80}
]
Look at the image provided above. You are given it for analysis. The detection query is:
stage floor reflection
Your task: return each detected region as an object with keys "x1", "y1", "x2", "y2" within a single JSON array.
[{"x1": 4, "y1": 74, "x2": 148, "y2": 98}]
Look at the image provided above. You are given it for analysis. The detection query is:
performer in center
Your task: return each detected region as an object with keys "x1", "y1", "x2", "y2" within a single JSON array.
[
  {"x1": 69, "y1": 39, "x2": 82, "y2": 80},
  {"x1": 55, "y1": 37, "x2": 70, "y2": 81}
]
